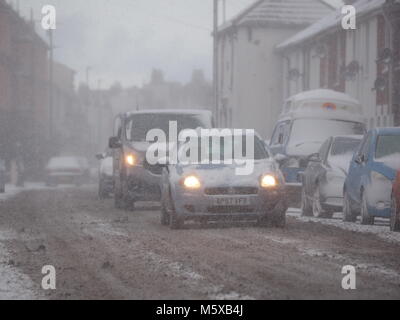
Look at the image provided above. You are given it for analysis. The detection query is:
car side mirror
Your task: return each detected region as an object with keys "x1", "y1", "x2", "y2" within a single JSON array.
[
  {"x1": 308, "y1": 153, "x2": 321, "y2": 162},
  {"x1": 355, "y1": 154, "x2": 364, "y2": 165},
  {"x1": 274, "y1": 153, "x2": 287, "y2": 163},
  {"x1": 109, "y1": 136, "x2": 122, "y2": 149},
  {"x1": 96, "y1": 153, "x2": 104, "y2": 160}
]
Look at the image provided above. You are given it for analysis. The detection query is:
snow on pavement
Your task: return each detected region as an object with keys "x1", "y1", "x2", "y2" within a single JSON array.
[
  {"x1": 288, "y1": 208, "x2": 400, "y2": 244},
  {"x1": 0, "y1": 236, "x2": 41, "y2": 300}
]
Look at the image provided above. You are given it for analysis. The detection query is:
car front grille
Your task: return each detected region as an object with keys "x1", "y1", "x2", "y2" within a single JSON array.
[
  {"x1": 207, "y1": 206, "x2": 255, "y2": 214},
  {"x1": 204, "y1": 187, "x2": 258, "y2": 196},
  {"x1": 143, "y1": 161, "x2": 163, "y2": 175}
]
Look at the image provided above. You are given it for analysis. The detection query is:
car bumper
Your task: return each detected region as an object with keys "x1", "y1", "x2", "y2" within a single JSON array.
[
  {"x1": 100, "y1": 176, "x2": 114, "y2": 192},
  {"x1": 47, "y1": 174, "x2": 84, "y2": 184},
  {"x1": 172, "y1": 187, "x2": 287, "y2": 220},
  {"x1": 126, "y1": 165, "x2": 161, "y2": 201}
]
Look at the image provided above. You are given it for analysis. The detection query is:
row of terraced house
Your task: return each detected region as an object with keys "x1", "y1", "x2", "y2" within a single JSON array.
[
  {"x1": 215, "y1": 0, "x2": 400, "y2": 138},
  {"x1": 0, "y1": 0, "x2": 108, "y2": 180}
]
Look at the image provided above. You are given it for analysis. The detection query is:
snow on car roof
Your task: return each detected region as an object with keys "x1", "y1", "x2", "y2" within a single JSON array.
[
  {"x1": 287, "y1": 89, "x2": 360, "y2": 105},
  {"x1": 280, "y1": 89, "x2": 364, "y2": 122}
]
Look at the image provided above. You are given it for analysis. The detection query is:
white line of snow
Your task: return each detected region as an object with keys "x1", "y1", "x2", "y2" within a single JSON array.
[
  {"x1": 301, "y1": 247, "x2": 400, "y2": 284},
  {"x1": 287, "y1": 209, "x2": 400, "y2": 245}
]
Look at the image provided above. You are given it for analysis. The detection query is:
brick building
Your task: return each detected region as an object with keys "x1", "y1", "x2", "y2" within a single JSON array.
[{"x1": 0, "y1": 0, "x2": 49, "y2": 177}]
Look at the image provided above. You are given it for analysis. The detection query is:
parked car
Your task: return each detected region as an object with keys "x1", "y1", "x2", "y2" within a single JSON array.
[
  {"x1": 301, "y1": 135, "x2": 363, "y2": 218},
  {"x1": 108, "y1": 109, "x2": 214, "y2": 210},
  {"x1": 391, "y1": 172, "x2": 400, "y2": 232},
  {"x1": 0, "y1": 158, "x2": 5, "y2": 193},
  {"x1": 160, "y1": 130, "x2": 287, "y2": 229},
  {"x1": 45, "y1": 156, "x2": 90, "y2": 186},
  {"x1": 343, "y1": 128, "x2": 400, "y2": 226},
  {"x1": 96, "y1": 151, "x2": 114, "y2": 199},
  {"x1": 269, "y1": 89, "x2": 366, "y2": 205}
]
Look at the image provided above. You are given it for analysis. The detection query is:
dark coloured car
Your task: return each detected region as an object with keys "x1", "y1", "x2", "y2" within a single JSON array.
[
  {"x1": 108, "y1": 109, "x2": 214, "y2": 210},
  {"x1": 301, "y1": 135, "x2": 362, "y2": 218}
]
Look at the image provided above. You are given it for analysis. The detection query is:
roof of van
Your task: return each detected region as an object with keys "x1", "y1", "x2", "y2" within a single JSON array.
[
  {"x1": 125, "y1": 109, "x2": 212, "y2": 117},
  {"x1": 287, "y1": 89, "x2": 360, "y2": 105}
]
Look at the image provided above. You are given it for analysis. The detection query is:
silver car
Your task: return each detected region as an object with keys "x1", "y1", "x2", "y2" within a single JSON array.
[{"x1": 160, "y1": 130, "x2": 287, "y2": 229}]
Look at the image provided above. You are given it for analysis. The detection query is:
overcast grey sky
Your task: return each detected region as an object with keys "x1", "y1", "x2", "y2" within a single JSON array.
[{"x1": 16, "y1": 0, "x2": 340, "y2": 88}]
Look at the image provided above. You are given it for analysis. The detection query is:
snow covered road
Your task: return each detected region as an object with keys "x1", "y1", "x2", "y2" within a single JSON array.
[{"x1": 0, "y1": 186, "x2": 399, "y2": 299}]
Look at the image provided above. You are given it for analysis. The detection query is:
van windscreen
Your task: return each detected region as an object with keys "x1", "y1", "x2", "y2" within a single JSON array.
[
  {"x1": 287, "y1": 119, "x2": 365, "y2": 156},
  {"x1": 126, "y1": 113, "x2": 209, "y2": 142}
]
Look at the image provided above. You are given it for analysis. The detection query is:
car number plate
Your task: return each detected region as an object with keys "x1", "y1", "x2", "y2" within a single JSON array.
[{"x1": 213, "y1": 197, "x2": 250, "y2": 206}]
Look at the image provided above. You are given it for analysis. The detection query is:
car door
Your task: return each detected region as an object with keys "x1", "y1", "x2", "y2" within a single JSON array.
[
  {"x1": 349, "y1": 132, "x2": 372, "y2": 205},
  {"x1": 309, "y1": 138, "x2": 331, "y2": 196}
]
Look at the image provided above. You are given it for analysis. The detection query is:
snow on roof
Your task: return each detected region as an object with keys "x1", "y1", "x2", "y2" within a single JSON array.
[
  {"x1": 287, "y1": 89, "x2": 360, "y2": 104},
  {"x1": 217, "y1": 0, "x2": 334, "y2": 34},
  {"x1": 277, "y1": 0, "x2": 385, "y2": 50}
]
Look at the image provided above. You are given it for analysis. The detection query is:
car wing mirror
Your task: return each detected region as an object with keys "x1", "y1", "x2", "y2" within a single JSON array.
[
  {"x1": 308, "y1": 153, "x2": 321, "y2": 162},
  {"x1": 274, "y1": 153, "x2": 287, "y2": 163},
  {"x1": 96, "y1": 153, "x2": 104, "y2": 160},
  {"x1": 109, "y1": 136, "x2": 122, "y2": 149},
  {"x1": 355, "y1": 154, "x2": 364, "y2": 165}
]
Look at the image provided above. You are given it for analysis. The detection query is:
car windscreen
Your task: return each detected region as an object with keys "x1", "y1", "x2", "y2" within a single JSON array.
[
  {"x1": 330, "y1": 137, "x2": 362, "y2": 156},
  {"x1": 178, "y1": 135, "x2": 269, "y2": 164},
  {"x1": 287, "y1": 119, "x2": 365, "y2": 155},
  {"x1": 376, "y1": 135, "x2": 400, "y2": 159},
  {"x1": 47, "y1": 157, "x2": 81, "y2": 169},
  {"x1": 126, "y1": 113, "x2": 210, "y2": 142}
]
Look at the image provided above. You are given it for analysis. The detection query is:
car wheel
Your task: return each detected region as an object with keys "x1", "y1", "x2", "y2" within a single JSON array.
[
  {"x1": 360, "y1": 192, "x2": 374, "y2": 225},
  {"x1": 312, "y1": 185, "x2": 332, "y2": 219},
  {"x1": 114, "y1": 178, "x2": 126, "y2": 209},
  {"x1": 160, "y1": 193, "x2": 170, "y2": 226},
  {"x1": 301, "y1": 187, "x2": 312, "y2": 217},
  {"x1": 390, "y1": 194, "x2": 400, "y2": 232},
  {"x1": 167, "y1": 193, "x2": 183, "y2": 230},
  {"x1": 98, "y1": 181, "x2": 107, "y2": 199},
  {"x1": 271, "y1": 213, "x2": 286, "y2": 228},
  {"x1": 343, "y1": 191, "x2": 357, "y2": 222}
]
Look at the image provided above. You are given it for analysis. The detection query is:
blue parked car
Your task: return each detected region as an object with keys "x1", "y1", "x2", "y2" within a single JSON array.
[{"x1": 343, "y1": 128, "x2": 400, "y2": 226}]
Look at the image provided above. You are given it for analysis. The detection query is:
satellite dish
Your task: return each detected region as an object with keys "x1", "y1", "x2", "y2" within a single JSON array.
[
  {"x1": 377, "y1": 48, "x2": 392, "y2": 65},
  {"x1": 314, "y1": 44, "x2": 326, "y2": 59},
  {"x1": 373, "y1": 77, "x2": 386, "y2": 91},
  {"x1": 288, "y1": 68, "x2": 301, "y2": 81}
]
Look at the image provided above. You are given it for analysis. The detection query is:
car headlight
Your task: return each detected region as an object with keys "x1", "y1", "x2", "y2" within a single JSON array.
[
  {"x1": 125, "y1": 154, "x2": 136, "y2": 167},
  {"x1": 183, "y1": 175, "x2": 201, "y2": 189},
  {"x1": 261, "y1": 174, "x2": 278, "y2": 188}
]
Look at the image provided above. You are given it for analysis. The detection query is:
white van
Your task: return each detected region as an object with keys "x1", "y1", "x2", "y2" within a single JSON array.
[{"x1": 269, "y1": 89, "x2": 366, "y2": 203}]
